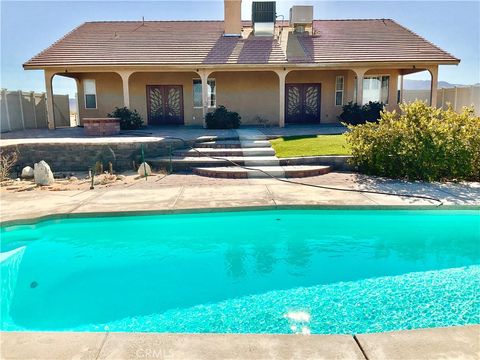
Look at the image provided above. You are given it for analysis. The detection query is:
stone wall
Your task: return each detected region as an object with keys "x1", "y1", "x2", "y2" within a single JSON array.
[{"x1": 2, "y1": 139, "x2": 186, "y2": 173}]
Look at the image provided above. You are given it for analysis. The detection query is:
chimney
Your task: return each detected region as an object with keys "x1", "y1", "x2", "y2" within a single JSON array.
[{"x1": 224, "y1": 0, "x2": 242, "y2": 37}]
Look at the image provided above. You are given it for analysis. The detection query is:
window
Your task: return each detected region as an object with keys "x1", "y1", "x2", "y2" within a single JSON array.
[
  {"x1": 193, "y1": 79, "x2": 216, "y2": 108},
  {"x1": 363, "y1": 76, "x2": 389, "y2": 104},
  {"x1": 354, "y1": 75, "x2": 390, "y2": 104},
  {"x1": 335, "y1": 76, "x2": 344, "y2": 106},
  {"x1": 84, "y1": 79, "x2": 97, "y2": 109}
]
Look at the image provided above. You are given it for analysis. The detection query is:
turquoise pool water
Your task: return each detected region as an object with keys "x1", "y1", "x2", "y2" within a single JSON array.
[{"x1": 1, "y1": 209, "x2": 479, "y2": 334}]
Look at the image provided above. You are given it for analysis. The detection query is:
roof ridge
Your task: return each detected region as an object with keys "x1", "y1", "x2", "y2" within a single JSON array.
[
  {"x1": 85, "y1": 20, "x2": 225, "y2": 23},
  {"x1": 388, "y1": 19, "x2": 460, "y2": 62},
  {"x1": 314, "y1": 18, "x2": 394, "y2": 21},
  {"x1": 83, "y1": 18, "x2": 396, "y2": 24}
]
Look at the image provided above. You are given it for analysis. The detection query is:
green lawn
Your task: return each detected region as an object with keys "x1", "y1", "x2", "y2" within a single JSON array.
[{"x1": 270, "y1": 134, "x2": 351, "y2": 157}]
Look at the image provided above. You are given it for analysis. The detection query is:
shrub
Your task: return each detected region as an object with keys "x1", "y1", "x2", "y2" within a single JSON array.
[
  {"x1": 362, "y1": 101, "x2": 385, "y2": 123},
  {"x1": 205, "y1": 106, "x2": 241, "y2": 129},
  {"x1": 0, "y1": 149, "x2": 18, "y2": 181},
  {"x1": 108, "y1": 107, "x2": 143, "y2": 130},
  {"x1": 339, "y1": 101, "x2": 384, "y2": 125},
  {"x1": 339, "y1": 102, "x2": 363, "y2": 125},
  {"x1": 346, "y1": 101, "x2": 480, "y2": 181}
]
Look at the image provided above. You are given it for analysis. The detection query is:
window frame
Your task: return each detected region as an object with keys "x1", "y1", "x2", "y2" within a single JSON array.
[
  {"x1": 335, "y1": 75, "x2": 344, "y2": 106},
  {"x1": 193, "y1": 78, "x2": 216, "y2": 108},
  {"x1": 83, "y1": 79, "x2": 97, "y2": 110}
]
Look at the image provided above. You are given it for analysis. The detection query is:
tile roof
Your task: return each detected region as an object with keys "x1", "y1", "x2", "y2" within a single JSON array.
[
  {"x1": 24, "y1": 19, "x2": 458, "y2": 68},
  {"x1": 298, "y1": 19, "x2": 459, "y2": 63}
]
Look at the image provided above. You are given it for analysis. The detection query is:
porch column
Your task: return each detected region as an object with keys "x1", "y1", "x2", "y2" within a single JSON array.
[
  {"x1": 427, "y1": 65, "x2": 439, "y2": 107},
  {"x1": 73, "y1": 78, "x2": 81, "y2": 126},
  {"x1": 44, "y1": 70, "x2": 55, "y2": 129},
  {"x1": 117, "y1": 71, "x2": 134, "y2": 108},
  {"x1": 198, "y1": 70, "x2": 212, "y2": 128},
  {"x1": 353, "y1": 68, "x2": 368, "y2": 105},
  {"x1": 275, "y1": 69, "x2": 288, "y2": 128},
  {"x1": 399, "y1": 73, "x2": 404, "y2": 104}
]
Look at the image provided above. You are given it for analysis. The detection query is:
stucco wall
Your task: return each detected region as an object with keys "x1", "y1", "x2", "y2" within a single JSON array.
[
  {"x1": 77, "y1": 73, "x2": 123, "y2": 125},
  {"x1": 213, "y1": 71, "x2": 279, "y2": 125},
  {"x1": 129, "y1": 72, "x2": 200, "y2": 126},
  {"x1": 74, "y1": 69, "x2": 402, "y2": 127}
]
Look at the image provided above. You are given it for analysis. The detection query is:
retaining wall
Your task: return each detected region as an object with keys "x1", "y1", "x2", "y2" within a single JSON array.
[{"x1": 1, "y1": 139, "x2": 186, "y2": 173}]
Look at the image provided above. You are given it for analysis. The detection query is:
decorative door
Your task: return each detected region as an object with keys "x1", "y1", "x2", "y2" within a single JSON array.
[
  {"x1": 146, "y1": 85, "x2": 184, "y2": 125},
  {"x1": 285, "y1": 84, "x2": 321, "y2": 124}
]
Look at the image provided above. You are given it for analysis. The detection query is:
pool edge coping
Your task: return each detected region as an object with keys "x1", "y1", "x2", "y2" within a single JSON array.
[
  {"x1": 1, "y1": 325, "x2": 479, "y2": 360},
  {"x1": 1, "y1": 204, "x2": 479, "y2": 227}
]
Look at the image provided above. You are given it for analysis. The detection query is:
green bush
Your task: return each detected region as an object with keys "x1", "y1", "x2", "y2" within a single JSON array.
[
  {"x1": 339, "y1": 101, "x2": 384, "y2": 125},
  {"x1": 205, "y1": 105, "x2": 241, "y2": 129},
  {"x1": 107, "y1": 107, "x2": 143, "y2": 130},
  {"x1": 362, "y1": 101, "x2": 385, "y2": 123},
  {"x1": 346, "y1": 101, "x2": 480, "y2": 181}
]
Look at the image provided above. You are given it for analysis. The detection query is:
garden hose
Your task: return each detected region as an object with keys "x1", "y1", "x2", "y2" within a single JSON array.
[{"x1": 159, "y1": 136, "x2": 444, "y2": 207}]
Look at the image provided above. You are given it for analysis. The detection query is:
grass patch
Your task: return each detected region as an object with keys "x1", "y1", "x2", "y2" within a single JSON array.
[{"x1": 270, "y1": 134, "x2": 351, "y2": 157}]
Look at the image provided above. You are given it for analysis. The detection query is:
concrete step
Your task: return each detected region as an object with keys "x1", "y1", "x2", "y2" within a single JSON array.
[
  {"x1": 241, "y1": 140, "x2": 272, "y2": 148},
  {"x1": 195, "y1": 140, "x2": 271, "y2": 148},
  {"x1": 192, "y1": 165, "x2": 332, "y2": 179},
  {"x1": 236, "y1": 130, "x2": 268, "y2": 141},
  {"x1": 147, "y1": 156, "x2": 280, "y2": 171},
  {"x1": 173, "y1": 147, "x2": 275, "y2": 157}
]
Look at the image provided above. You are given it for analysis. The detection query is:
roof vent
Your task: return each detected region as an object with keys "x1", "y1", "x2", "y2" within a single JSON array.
[
  {"x1": 289, "y1": 5, "x2": 313, "y2": 34},
  {"x1": 252, "y1": 1, "x2": 276, "y2": 36}
]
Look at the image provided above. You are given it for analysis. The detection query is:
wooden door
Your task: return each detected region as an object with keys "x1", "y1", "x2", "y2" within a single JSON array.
[
  {"x1": 146, "y1": 85, "x2": 184, "y2": 125},
  {"x1": 285, "y1": 84, "x2": 321, "y2": 124}
]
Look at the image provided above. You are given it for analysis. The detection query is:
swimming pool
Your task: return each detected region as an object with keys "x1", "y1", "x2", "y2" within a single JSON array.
[{"x1": 1, "y1": 209, "x2": 479, "y2": 334}]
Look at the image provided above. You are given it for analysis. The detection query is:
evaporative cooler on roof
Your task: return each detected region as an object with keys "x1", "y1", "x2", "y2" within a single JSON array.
[{"x1": 252, "y1": 1, "x2": 276, "y2": 36}]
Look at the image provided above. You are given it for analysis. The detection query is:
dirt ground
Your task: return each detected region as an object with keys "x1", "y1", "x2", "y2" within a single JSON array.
[{"x1": 0, "y1": 171, "x2": 167, "y2": 193}]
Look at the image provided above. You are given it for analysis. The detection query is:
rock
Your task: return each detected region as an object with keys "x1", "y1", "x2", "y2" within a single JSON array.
[
  {"x1": 21, "y1": 166, "x2": 34, "y2": 179},
  {"x1": 69, "y1": 176, "x2": 78, "y2": 182},
  {"x1": 137, "y1": 162, "x2": 152, "y2": 177},
  {"x1": 116, "y1": 175, "x2": 126, "y2": 181},
  {"x1": 34, "y1": 160, "x2": 54, "y2": 186}
]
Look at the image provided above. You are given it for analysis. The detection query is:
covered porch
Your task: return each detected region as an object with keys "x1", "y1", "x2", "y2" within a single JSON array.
[{"x1": 42, "y1": 64, "x2": 439, "y2": 130}]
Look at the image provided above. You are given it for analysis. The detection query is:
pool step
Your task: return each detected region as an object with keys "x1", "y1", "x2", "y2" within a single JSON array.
[
  {"x1": 192, "y1": 165, "x2": 332, "y2": 179},
  {"x1": 173, "y1": 147, "x2": 275, "y2": 158}
]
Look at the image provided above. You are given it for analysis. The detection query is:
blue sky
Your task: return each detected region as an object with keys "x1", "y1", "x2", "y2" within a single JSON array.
[{"x1": 1, "y1": 0, "x2": 479, "y2": 97}]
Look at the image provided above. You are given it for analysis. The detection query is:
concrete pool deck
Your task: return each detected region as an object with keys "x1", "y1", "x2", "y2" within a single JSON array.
[
  {"x1": 1, "y1": 325, "x2": 479, "y2": 359},
  {"x1": 1, "y1": 172, "x2": 479, "y2": 224}
]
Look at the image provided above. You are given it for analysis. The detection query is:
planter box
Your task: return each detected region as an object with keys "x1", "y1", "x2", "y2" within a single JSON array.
[{"x1": 83, "y1": 118, "x2": 120, "y2": 136}]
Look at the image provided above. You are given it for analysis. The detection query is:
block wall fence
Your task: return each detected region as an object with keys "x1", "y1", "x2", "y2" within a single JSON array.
[{"x1": 0, "y1": 89, "x2": 70, "y2": 132}]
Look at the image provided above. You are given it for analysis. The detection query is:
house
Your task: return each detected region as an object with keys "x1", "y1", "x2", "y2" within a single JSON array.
[{"x1": 23, "y1": 0, "x2": 459, "y2": 129}]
